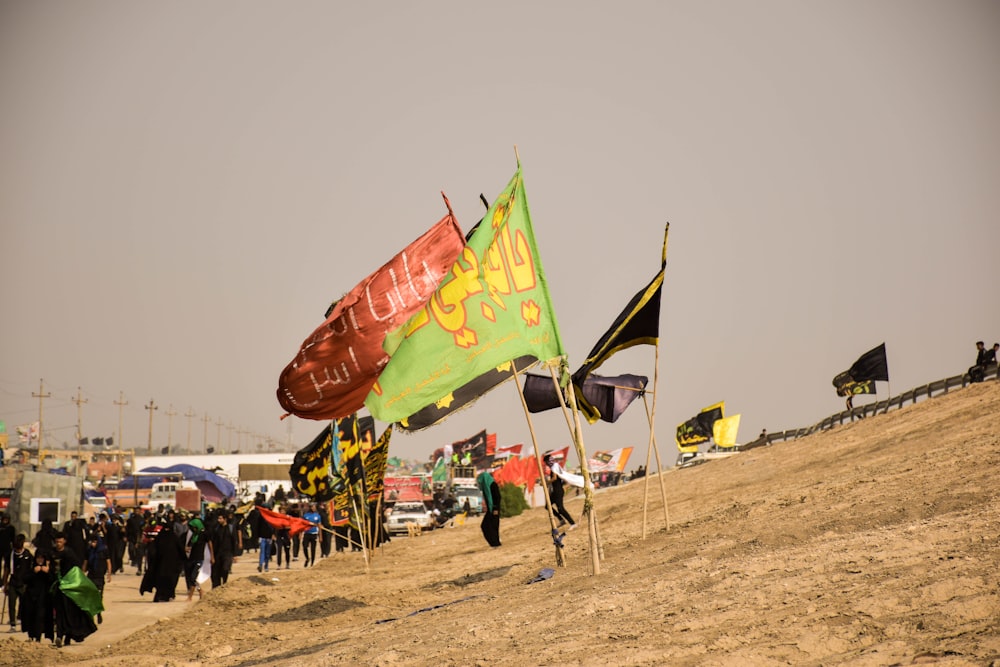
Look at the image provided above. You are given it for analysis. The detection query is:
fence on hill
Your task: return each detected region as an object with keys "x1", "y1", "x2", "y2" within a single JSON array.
[{"x1": 747, "y1": 365, "x2": 999, "y2": 449}]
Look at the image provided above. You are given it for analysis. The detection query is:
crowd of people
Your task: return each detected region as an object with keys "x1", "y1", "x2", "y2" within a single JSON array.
[{"x1": 0, "y1": 499, "x2": 279, "y2": 648}]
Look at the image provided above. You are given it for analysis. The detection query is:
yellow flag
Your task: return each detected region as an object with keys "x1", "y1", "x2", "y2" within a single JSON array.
[{"x1": 712, "y1": 414, "x2": 741, "y2": 448}]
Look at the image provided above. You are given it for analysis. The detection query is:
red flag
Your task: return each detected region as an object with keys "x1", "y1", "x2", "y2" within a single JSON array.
[
  {"x1": 256, "y1": 505, "x2": 315, "y2": 537},
  {"x1": 277, "y1": 207, "x2": 465, "y2": 420},
  {"x1": 495, "y1": 443, "x2": 523, "y2": 459}
]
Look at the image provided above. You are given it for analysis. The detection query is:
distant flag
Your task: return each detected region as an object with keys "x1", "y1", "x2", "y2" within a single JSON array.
[
  {"x1": 676, "y1": 402, "x2": 725, "y2": 450},
  {"x1": 696, "y1": 402, "x2": 725, "y2": 436},
  {"x1": 712, "y1": 414, "x2": 741, "y2": 448},
  {"x1": 494, "y1": 443, "x2": 523, "y2": 459},
  {"x1": 366, "y1": 162, "x2": 565, "y2": 424},
  {"x1": 78, "y1": 437, "x2": 89, "y2": 446},
  {"x1": 587, "y1": 447, "x2": 633, "y2": 473},
  {"x1": 450, "y1": 430, "x2": 494, "y2": 471},
  {"x1": 363, "y1": 426, "x2": 392, "y2": 503},
  {"x1": 431, "y1": 456, "x2": 448, "y2": 484},
  {"x1": 277, "y1": 205, "x2": 465, "y2": 421},
  {"x1": 289, "y1": 424, "x2": 335, "y2": 501},
  {"x1": 542, "y1": 446, "x2": 570, "y2": 465},
  {"x1": 16, "y1": 422, "x2": 39, "y2": 444},
  {"x1": 833, "y1": 343, "x2": 889, "y2": 396},
  {"x1": 571, "y1": 224, "x2": 668, "y2": 423}
]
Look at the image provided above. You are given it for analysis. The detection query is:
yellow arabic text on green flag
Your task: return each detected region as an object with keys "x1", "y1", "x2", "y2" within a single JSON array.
[{"x1": 366, "y1": 163, "x2": 565, "y2": 423}]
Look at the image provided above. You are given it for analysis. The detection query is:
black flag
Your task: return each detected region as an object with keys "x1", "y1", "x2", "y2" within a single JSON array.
[
  {"x1": 290, "y1": 424, "x2": 335, "y2": 501},
  {"x1": 833, "y1": 343, "x2": 888, "y2": 395},
  {"x1": 522, "y1": 372, "x2": 648, "y2": 424},
  {"x1": 572, "y1": 224, "x2": 668, "y2": 423}
]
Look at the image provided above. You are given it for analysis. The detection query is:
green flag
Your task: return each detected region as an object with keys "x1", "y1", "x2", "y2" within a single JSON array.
[
  {"x1": 431, "y1": 456, "x2": 448, "y2": 484},
  {"x1": 366, "y1": 163, "x2": 565, "y2": 423},
  {"x1": 57, "y1": 565, "x2": 105, "y2": 616}
]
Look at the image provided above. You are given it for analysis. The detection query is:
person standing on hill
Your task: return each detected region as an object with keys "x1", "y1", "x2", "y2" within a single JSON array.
[
  {"x1": 543, "y1": 453, "x2": 577, "y2": 531},
  {"x1": 476, "y1": 471, "x2": 502, "y2": 548}
]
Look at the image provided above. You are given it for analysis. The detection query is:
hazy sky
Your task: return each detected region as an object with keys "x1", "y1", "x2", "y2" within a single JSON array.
[{"x1": 2, "y1": 1, "x2": 998, "y2": 467}]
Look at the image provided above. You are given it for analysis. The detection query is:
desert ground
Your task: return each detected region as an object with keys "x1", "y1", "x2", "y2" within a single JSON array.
[{"x1": 1, "y1": 381, "x2": 998, "y2": 667}]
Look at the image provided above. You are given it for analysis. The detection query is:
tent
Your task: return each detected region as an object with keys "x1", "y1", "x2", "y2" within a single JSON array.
[{"x1": 119, "y1": 464, "x2": 236, "y2": 503}]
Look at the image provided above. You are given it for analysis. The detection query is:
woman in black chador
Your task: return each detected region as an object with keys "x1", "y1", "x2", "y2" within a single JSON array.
[
  {"x1": 21, "y1": 550, "x2": 55, "y2": 643},
  {"x1": 141, "y1": 522, "x2": 185, "y2": 602}
]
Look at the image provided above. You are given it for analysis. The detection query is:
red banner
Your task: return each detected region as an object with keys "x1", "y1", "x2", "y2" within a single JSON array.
[
  {"x1": 256, "y1": 505, "x2": 316, "y2": 537},
  {"x1": 277, "y1": 211, "x2": 465, "y2": 420}
]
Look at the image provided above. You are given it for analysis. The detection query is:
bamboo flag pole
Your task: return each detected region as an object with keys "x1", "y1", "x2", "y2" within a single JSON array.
[
  {"x1": 547, "y1": 363, "x2": 602, "y2": 573},
  {"x1": 641, "y1": 388, "x2": 670, "y2": 536},
  {"x1": 561, "y1": 368, "x2": 603, "y2": 572},
  {"x1": 511, "y1": 365, "x2": 566, "y2": 567},
  {"x1": 641, "y1": 223, "x2": 671, "y2": 538}
]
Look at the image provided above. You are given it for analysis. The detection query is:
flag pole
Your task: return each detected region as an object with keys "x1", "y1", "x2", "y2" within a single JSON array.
[
  {"x1": 641, "y1": 223, "x2": 672, "y2": 537},
  {"x1": 562, "y1": 366, "x2": 603, "y2": 572},
  {"x1": 511, "y1": 364, "x2": 566, "y2": 567},
  {"x1": 547, "y1": 362, "x2": 603, "y2": 573},
  {"x1": 641, "y1": 388, "x2": 670, "y2": 535}
]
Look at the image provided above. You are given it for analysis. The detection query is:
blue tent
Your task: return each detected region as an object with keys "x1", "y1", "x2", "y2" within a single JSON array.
[{"x1": 119, "y1": 464, "x2": 236, "y2": 502}]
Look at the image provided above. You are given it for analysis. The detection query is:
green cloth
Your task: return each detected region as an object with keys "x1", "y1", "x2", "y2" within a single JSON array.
[
  {"x1": 366, "y1": 164, "x2": 565, "y2": 423},
  {"x1": 57, "y1": 565, "x2": 105, "y2": 616},
  {"x1": 476, "y1": 472, "x2": 497, "y2": 512},
  {"x1": 431, "y1": 456, "x2": 447, "y2": 484}
]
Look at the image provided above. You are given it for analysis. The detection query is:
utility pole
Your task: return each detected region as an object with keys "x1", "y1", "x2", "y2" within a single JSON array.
[
  {"x1": 114, "y1": 392, "x2": 128, "y2": 452},
  {"x1": 215, "y1": 418, "x2": 224, "y2": 454},
  {"x1": 201, "y1": 413, "x2": 211, "y2": 453},
  {"x1": 165, "y1": 405, "x2": 177, "y2": 455},
  {"x1": 226, "y1": 422, "x2": 233, "y2": 453},
  {"x1": 32, "y1": 379, "x2": 51, "y2": 449},
  {"x1": 145, "y1": 399, "x2": 157, "y2": 455},
  {"x1": 185, "y1": 407, "x2": 196, "y2": 455},
  {"x1": 72, "y1": 386, "x2": 88, "y2": 444}
]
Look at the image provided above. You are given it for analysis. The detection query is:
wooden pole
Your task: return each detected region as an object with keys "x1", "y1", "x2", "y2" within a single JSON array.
[
  {"x1": 546, "y1": 364, "x2": 602, "y2": 573},
  {"x1": 641, "y1": 387, "x2": 671, "y2": 536},
  {"x1": 641, "y1": 223, "x2": 671, "y2": 537},
  {"x1": 560, "y1": 369, "x2": 602, "y2": 573},
  {"x1": 511, "y1": 365, "x2": 566, "y2": 567}
]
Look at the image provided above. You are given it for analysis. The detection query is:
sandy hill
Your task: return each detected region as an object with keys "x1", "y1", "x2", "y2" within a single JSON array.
[{"x1": 4, "y1": 381, "x2": 999, "y2": 667}]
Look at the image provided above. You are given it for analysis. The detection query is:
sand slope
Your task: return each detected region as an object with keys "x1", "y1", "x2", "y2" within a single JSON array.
[{"x1": 2, "y1": 382, "x2": 998, "y2": 667}]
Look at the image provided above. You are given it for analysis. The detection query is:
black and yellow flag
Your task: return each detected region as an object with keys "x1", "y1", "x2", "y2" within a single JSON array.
[
  {"x1": 676, "y1": 416, "x2": 710, "y2": 451},
  {"x1": 833, "y1": 343, "x2": 888, "y2": 396},
  {"x1": 364, "y1": 425, "x2": 392, "y2": 502},
  {"x1": 572, "y1": 224, "x2": 668, "y2": 423},
  {"x1": 289, "y1": 424, "x2": 335, "y2": 501},
  {"x1": 675, "y1": 402, "x2": 725, "y2": 452}
]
